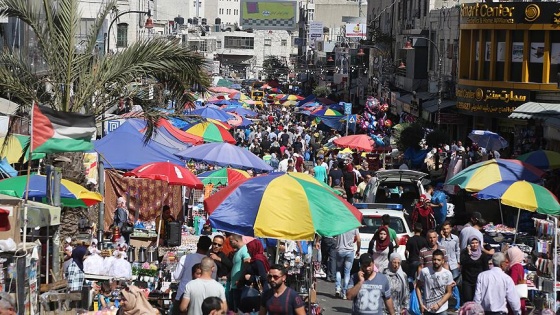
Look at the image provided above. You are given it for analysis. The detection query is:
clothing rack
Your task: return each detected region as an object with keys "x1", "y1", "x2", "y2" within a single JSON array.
[{"x1": 531, "y1": 216, "x2": 558, "y2": 313}]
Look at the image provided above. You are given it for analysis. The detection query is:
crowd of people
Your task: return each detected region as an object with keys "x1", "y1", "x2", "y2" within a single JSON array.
[{"x1": 316, "y1": 210, "x2": 527, "y2": 315}]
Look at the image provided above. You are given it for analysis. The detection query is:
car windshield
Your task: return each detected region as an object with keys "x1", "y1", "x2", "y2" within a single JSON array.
[{"x1": 360, "y1": 216, "x2": 406, "y2": 234}]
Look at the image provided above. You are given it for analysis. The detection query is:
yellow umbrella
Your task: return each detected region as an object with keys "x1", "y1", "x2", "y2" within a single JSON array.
[
  {"x1": 0, "y1": 135, "x2": 45, "y2": 163},
  {"x1": 282, "y1": 100, "x2": 299, "y2": 106}
]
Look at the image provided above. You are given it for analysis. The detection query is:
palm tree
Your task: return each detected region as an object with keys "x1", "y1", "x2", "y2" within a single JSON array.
[
  {"x1": 0, "y1": 0, "x2": 209, "y2": 240},
  {"x1": 0, "y1": 0, "x2": 208, "y2": 116}
]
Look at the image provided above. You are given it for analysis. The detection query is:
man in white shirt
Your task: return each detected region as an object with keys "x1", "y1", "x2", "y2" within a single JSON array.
[{"x1": 474, "y1": 252, "x2": 521, "y2": 315}]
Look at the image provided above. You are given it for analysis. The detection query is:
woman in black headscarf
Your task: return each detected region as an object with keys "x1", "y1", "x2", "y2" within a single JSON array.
[{"x1": 66, "y1": 245, "x2": 87, "y2": 292}]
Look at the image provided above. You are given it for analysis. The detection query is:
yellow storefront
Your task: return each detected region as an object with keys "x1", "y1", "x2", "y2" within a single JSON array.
[{"x1": 457, "y1": 2, "x2": 560, "y2": 155}]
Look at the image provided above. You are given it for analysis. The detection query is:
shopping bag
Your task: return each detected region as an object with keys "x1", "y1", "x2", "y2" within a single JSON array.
[{"x1": 409, "y1": 288, "x2": 421, "y2": 315}]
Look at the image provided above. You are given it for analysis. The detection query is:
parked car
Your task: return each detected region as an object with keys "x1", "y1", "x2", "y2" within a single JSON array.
[
  {"x1": 354, "y1": 204, "x2": 413, "y2": 260},
  {"x1": 363, "y1": 169, "x2": 429, "y2": 213}
]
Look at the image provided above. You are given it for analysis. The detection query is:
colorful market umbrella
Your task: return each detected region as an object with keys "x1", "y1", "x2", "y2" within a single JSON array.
[
  {"x1": 282, "y1": 100, "x2": 299, "y2": 106},
  {"x1": 124, "y1": 161, "x2": 203, "y2": 189},
  {"x1": 446, "y1": 159, "x2": 544, "y2": 192},
  {"x1": 188, "y1": 107, "x2": 233, "y2": 122},
  {"x1": 0, "y1": 175, "x2": 103, "y2": 207},
  {"x1": 225, "y1": 107, "x2": 258, "y2": 117},
  {"x1": 175, "y1": 142, "x2": 273, "y2": 172},
  {"x1": 334, "y1": 134, "x2": 376, "y2": 151},
  {"x1": 468, "y1": 130, "x2": 509, "y2": 151},
  {"x1": 281, "y1": 94, "x2": 304, "y2": 101},
  {"x1": 476, "y1": 180, "x2": 560, "y2": 242},
  {"x1": 184, "y1": 121, "x2": 236, "y2": 144},
  {"x1": 311, "y1": 108, "x2": 342, "y2": 116},
  {"x1": 516, "y1": 150, "x2": 560, "y2": 170},
  {"x1": 227, "y1": 113, "x2": 253, "y2": 128},
  {"x1": 206, "y1": 118, "x2": 232, "y2": 130},
  {"x1": 199, "y1": 168, "x2": 251, "y2": 186},
  {"x1": 477, "y1": 180, "x2": 560, "y2": 215},
  {"x1": 204, "y1": 172, "x2": 363, "y2": 240},
  {"x1": 0, "y1": 135, "x2": 45, "y2": 163}
]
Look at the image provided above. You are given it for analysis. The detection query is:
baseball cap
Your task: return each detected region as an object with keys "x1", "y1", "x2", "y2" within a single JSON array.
[{"x1": 359, "y1": 253, "x2": 373, "y2": 266}]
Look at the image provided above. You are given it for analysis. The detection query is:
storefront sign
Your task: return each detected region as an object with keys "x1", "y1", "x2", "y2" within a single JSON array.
[
  {"x1": 460, "y1": 2, "x2": 560, "y2": 25},
  {"x1": 456, "y1": 85, "x2": 530, "y2": 115}
]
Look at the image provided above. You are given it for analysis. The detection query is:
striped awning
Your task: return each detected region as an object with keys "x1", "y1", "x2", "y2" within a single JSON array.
[{"x1": 509, "y1": 102, "x2": 560, "y2": 128}]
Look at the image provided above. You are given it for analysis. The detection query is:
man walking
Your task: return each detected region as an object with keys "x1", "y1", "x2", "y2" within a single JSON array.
[
  {"x1": 347, "y1": 253, "x2": 395, "y2": 315},
  {"x1": 418, "y1": 230, "x2": 448, "y2": 274},
  {"x1": 474, "y1": 252, "x2": 521, "y2": 315},
  {"x1": 173, "y1": 236, "x2": 215, "y2": 314},
  {"x1": 180, "y1": 257, "x2": 227, "y2": 314},
  {"x1": 319, "y1": 235, "x2": 337, "y2": 282},
  {"x1": 259, "y1": 264, "x2": 306, "y2": 315},
  {"x1": 229, "y1": 234, "x2": 251, "y2": 312},
  {"x1": 208, "y1": 235, "x2": 232, "y2": 283},
  {"x1": 438, "y1": 221, "x2": 461, "y2": 310},
  {"x1": 335, "y1": 228, "x2": 361, "y2": 299},
  {"x1": 416, "y1": 249, "x2": 453, "y2": 315},
  {"x1": 405, "y1": 223, "x2": 428, "y2": 279}
]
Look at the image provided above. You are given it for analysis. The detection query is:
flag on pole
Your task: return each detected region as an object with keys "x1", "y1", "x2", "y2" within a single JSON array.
[{"x1": 31, "y1": 103, "x2": 96, "y2": 153}]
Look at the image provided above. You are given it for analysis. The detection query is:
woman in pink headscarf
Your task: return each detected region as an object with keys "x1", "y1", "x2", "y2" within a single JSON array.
[{"x1": 506, "y1": 246, "x2": 526, "y2": 315}]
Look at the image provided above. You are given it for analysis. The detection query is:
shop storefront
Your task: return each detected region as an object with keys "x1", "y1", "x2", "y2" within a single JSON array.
[{"x1": 458, "y1": 1, "x2": 560, "y2": 154}]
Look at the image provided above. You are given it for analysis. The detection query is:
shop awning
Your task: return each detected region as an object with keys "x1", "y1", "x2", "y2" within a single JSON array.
[
  {"x1": 422, "y1": 99, "x2": 457, "y2": 113},
  {"x1": 509, "y1": 102, "x2": 560, "y2": 129},
  {"x1": 396, "y1": 91, "x2": 433, "y2": 104}
]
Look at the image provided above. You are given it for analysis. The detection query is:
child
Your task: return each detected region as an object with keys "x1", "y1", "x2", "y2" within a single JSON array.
[
  {"x1": 201, "y1": 296, "x2": 224, "y2": 315},
  {"x1": 97, "y1": 282, "x2": 112, "y2": 310}
]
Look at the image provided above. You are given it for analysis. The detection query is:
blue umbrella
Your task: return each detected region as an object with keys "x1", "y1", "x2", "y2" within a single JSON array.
[
  {"x1": 225, "y1": 107, "x2": 258, "y2": 117},
  {"x1": 175, "y1": 142, "x2": 273, "y2": 172},
  {"x1": 468, "y1": 130, "x2": 509, "y2": 151},
  {"x1": 231, "y1": 83, "x2": 242, "y2": 90},
  {"x1": 187, "y1": 107, "x2": 233, "y2": 122}
]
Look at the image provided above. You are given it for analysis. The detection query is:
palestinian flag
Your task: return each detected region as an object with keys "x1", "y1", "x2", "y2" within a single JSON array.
[{"x1": 32, "y1": 103, "x2": 96, "y2": 153}]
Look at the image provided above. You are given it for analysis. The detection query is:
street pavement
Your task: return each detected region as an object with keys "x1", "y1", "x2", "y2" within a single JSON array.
[{"x1": 314, "y1": 278, "x2": 353, "y2": 314}]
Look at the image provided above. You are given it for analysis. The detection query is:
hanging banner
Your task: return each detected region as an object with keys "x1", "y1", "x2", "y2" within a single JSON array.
[{"x1": 345, "y1": 23, "x2": 366, "y2": 38}]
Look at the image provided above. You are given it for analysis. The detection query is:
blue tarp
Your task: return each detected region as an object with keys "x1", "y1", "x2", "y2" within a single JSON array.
[
  {"x1": 0, "y1": 158, "x2": 17, "y2": 177},
  {"x1": 127, "y1": 119, "x2": 191, "y2": 152},
  {"x1": 94, "y1": 121, "x2": 184, "y2": 170}
]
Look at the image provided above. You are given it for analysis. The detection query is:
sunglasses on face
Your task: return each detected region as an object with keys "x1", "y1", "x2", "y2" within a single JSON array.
[
  {"x1": 267, "y1": 274, "x2": 283, "y2": 280},
  {"x1": 212, "y1": 242, "x2": 223, "y2": 247}
]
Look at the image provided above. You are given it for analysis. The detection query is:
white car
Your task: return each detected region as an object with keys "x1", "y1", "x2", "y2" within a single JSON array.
[{"x1": 354, "y1": 204, "x2": 413, "y2": 260}]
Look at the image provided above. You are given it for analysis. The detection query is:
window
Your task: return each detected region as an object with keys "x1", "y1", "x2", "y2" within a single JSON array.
[
  {"x1": 219, "y1": 8, "x2": 224, "y2": 14},
  {"x1": 193, "y1": 0, "x2": 201, "y2": 7},
  {"x1": 264, "y1": 38, "x2": 271, "y2": 46},
  {"x1": 116, "y1": 23, "x2": 128, "y2": 47},
  {"x1": 234, "y1": 9, "x2": 238, "y2": 15},
  {"x1": 224, "y1": 36, "x2": 254, "y2": 49},
  {"x1": 281, "y1": 39, "x2": 287, "y2": 46},
  {"x1": 200, "y1": 40, "x2": 207, "y2": 52},
  {"x1": 217, "y1": 40, "x2": 222, "y2": 49},
  {"x1": 227, "y1": 9, "x2": 231, "y2": 14}
]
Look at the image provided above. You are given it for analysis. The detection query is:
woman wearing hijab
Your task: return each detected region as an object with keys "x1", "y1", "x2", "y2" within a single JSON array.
[
  {"x1": 240, "y1": 239, "x2": 271, "y2": 313},
  {"x1": 117, "y1": 285, "x2": 159, "y2": 315},
  {"x1": 66, "y1": 245, "x2": 87, "y2": 292},
  {"x1": 383, "y1": 253, "x2": 409, "y2": 315},
  {"x1": 506, "y1": 246, "x2": 526, "y2": 315},
  {"x1": 367, "y1": 226, "x2": 394, "y2": 273},
  {"x1": 459, "y1": 235, "x2": 489, "y2": 303}
]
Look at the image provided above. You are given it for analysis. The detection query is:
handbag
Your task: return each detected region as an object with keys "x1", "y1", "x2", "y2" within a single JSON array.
[
  {"x1": 239, "y1": 276, "x2": 263, "y2": 313},
  {"x1": 121, "y1": 221, "x2": 134, "y2": 234},
  {"x1": 350, "y1": 173, "x2": 358, "y2": 195}
]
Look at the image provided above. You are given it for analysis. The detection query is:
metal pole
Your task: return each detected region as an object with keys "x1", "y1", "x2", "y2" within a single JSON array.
[
  {"x1": 97, "y1": 160, "x2": 105, "y2": 245},
  {"x1": 437, "y1": 55, "x2": 442, "y2": 127}
]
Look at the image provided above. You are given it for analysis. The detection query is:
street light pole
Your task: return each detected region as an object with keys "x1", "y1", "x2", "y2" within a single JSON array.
[
  {"x1": 404, "y1": 37, "x2": 442, "y2": 127},
  {"x1": 105, "y1": 9, "x2": 153, "y2": 55}
]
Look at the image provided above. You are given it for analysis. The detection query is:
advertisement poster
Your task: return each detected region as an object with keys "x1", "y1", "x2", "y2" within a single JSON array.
[
  {"x1": 240, "y1": 1, "x2": 297, "y2": 30},
  {"x1": 551, "y1": 43, "x2": 560, "y2": 65},
  {"x1": 530, "y1": 42, "x2": 544, "y2": 63},
  {"x1": 345, "y1": 23, "x2": 366, "y2": 38},
  {"x1": 512, "y1": 42, "x2": 524, "y2": 63},
  {"x1": 485, "y1": 42, "x2": 491, "y2": 61},
  {"x1": 497, "y1": 42, "x2": 506, "y2": 62}
]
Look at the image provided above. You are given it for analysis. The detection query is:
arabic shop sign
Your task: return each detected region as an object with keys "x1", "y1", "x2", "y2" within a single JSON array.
[
  {"x1": 456, "y1": 85, "x2": 530, "y2": 115},
  {"x1": 460, "y1": 2, "x2": 560, "y2": 25}
]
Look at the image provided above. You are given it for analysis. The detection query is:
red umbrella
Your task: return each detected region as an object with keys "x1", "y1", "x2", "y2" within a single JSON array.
[
  {"x1": 125, "y1": 161, "x2": 203, "y2": 189},
  {"x1": 333, "y1": 134, "x2": 376, "y2": 151}
]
